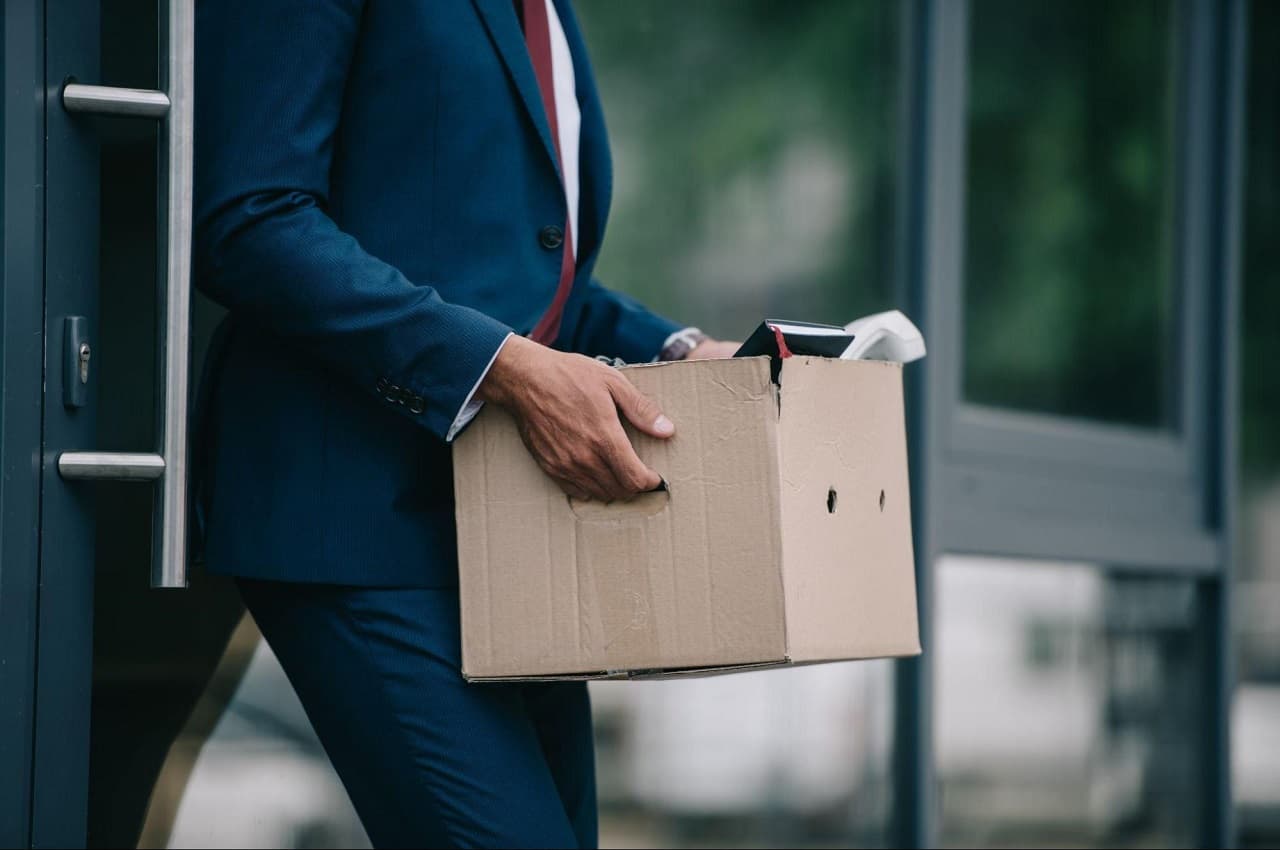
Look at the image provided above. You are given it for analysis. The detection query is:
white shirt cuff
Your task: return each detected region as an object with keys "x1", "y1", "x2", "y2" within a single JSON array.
[{"x1": 445, "y1": 332, "x2": 513, "y2": 442}]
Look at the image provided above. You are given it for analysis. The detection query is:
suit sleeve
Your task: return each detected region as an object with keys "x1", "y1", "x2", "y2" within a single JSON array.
[
  {"x1": 567, "y1": 278, "x2": 683, "y2": 363},
  {"x1": 192, "y1": 0, "x2": 513, "y2": 442}
]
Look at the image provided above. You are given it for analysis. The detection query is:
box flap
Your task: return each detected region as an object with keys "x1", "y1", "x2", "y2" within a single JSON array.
[
  {"x1": 454, "y1": 357, "x2": 790, "y2": 679},
  {"x1": 776, "y1": 357, "x2": 921, "y2": 661}
]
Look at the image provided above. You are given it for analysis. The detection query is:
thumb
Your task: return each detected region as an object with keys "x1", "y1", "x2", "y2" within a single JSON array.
[{"x1": 609, "y1": 376, "x2": 675, "y2": 439}]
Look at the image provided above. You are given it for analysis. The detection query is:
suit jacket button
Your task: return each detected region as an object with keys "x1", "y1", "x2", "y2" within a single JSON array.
[
  {"x1": 408, "y1": 396, "x2": 425, "y2": 414},
  {"x1": 386, "y1": 384, "x2": 402, "y2": 403},
  {"x1": 375, "y1": 377, "x2": 390, "y2": 396},
  {"x1": 539, "y1": 225, "x2": 564, "y2": 250}
]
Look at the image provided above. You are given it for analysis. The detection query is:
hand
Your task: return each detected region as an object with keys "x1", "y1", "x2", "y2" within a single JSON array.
[
  {"x1": 686, "y1": 338, "x2": 741, "y2": 359},
  {"x1": 477, "y1": 336, "x2": 674, "y2": 502}
]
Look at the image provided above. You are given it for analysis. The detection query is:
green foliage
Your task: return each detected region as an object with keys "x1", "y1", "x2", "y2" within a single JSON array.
[
  {"x1": 577, "y1": 0, "x2": 1274, "y2": 473},
  {"x1": 963, "y1": 0, "x2": 1175, "y2": 426},
  {"x1": 577, "y1": 0, "x2": 901, "y2": 339}
]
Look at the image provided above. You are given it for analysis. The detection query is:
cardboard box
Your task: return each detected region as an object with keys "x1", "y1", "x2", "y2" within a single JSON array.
[{"x1": 452, "y1": 355, "x2": 921, "y2": 681}]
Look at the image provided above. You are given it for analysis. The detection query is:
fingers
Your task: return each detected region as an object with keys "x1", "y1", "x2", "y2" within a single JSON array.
[
  {"x1": 537, "y1": 443, "x2": 615, "y2": 502},
  {"x1": 523, "y1": 432, "x2": 622, "y2": 503},
  {"x1": 607, "y1": 376, "x2": 675, "y2": 439},
  {"x1": 508, "y1": 352, "x2": 671, "y2": 503},
  {"x1": 595, "y1": 416, "x2": 662, "y2": 496},
  {"x1": 557, "y1": 481, "x2": 595, "y2": 502},
  {"x1": 559, "y1": 372, "x2": 664, "y2": 501},
  {"x1": 548, "y1": 466, "x2": 611, "y2": 503},
  {"x1": 534, "y1": 421, "x2": 660, "y2": 502}
]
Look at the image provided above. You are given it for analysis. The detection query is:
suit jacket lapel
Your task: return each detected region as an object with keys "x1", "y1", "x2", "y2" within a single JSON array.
[{"x1": 471, "y1": 0, "x2": 561, "y2": 178}]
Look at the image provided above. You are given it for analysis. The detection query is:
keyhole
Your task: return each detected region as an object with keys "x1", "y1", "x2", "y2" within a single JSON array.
[
  {"x1": 78, "y1": 342, "x2": 91, "y2": 384},
  {"x1": 879, "y1": 489, "x2": 886, "y2": 512},
  {"x1": 827, "y1": 487, "x2": 838, "y2": 514}
]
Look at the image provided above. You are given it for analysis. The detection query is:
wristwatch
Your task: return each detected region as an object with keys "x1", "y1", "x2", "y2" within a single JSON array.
[{"x1": 658, "y1": 327, "x2": 709, "y2": 362}]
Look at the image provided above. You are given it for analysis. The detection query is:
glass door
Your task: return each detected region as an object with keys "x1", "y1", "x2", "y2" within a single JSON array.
[{"x1": 27, "y1": 1, "x2": 244, "y2": 845}]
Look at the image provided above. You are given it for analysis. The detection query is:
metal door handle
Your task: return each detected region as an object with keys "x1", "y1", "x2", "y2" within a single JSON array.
[
  {"x1": 62, "y1": 83, "x2": 170, "y2": 118},
  {"x1": 56, "y1": 0, "x2": 194, "y2": 589},
  {"x1": 59, "y1": 453, "x2": 166, "y2": 481}
]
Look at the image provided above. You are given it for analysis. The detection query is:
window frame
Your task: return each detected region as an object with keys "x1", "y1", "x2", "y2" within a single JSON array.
[
  {"x1": 892, "y1": 0, "x2": 1243, "y2": 846},
  {"x1": 922, "y1": 0, "x2": 1221, "y2": 572}
]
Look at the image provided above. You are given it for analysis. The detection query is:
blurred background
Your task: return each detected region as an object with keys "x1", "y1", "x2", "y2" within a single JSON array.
[{"x1": 107, "y1": 0, "x2": 1277, "y2": 847}]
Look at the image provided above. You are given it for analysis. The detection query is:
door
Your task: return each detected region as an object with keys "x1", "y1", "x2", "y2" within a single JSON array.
[{"x1": 1, "y1": 0, "x2": 244, "y2": 846}]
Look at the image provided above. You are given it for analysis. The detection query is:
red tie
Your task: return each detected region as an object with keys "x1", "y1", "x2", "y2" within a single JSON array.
[{"x1": 520, "y1": 0, "x2": 576, "y2": 345}]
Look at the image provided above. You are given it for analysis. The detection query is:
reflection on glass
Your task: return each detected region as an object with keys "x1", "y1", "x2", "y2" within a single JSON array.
[
  {"x1": 162, "y1": 625, "x2": 370, "y2": 849},
  {"x1": 963, "y1": 0, "x2": 1177, "y2": 427},
  {"x1": 577, "y1": 0, "x2": 901, "y2": 341},
  {"x1": 593, "y1": 663, "x2": 894, "y2": 848},
  {"x1": 1236, "y1": 2, "x2": 1280, "y2": 845},
  {"x1": 165, "y1": 637, "x2": 893, "y2": 849},
  {"x1": 576, "y1": 5, "x2": 903, "y2": 838},
  {"x1": 935, "y1": 556, "x2": 1199, "y2": 848}
]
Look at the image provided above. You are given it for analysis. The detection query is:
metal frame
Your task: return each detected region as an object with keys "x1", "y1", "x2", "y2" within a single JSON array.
[
  {"x1": 1197, "y1": 0, "x2": 1247, "y2": 843},
  {"x1": 926, "y1": 0, "x2": 1215, "y2": 569},
  {"x1": 0, "y1": 1, "x2": 46, "y2": 845},
  {"x1": 892, "y1": 3, "x2": 943, "y2": 844},
  {"x1": 29, "y1": 0, "x2": 102, "y2": 841},
  {"x1": 892, "y1": 0, "x2": 1245, "y2": 846}
]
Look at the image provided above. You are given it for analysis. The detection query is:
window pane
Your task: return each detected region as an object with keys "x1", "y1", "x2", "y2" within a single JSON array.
[
  {"x1": 936, "y1": 556, "x2": 1200, "y2": 847},
  {"x1": 575, "y1": 6, "x2": 905, "y2": 835},
  {"x1": 1235, "y1": 1, "x2": 1280, "y2": 845},
  {"x1": 578, "y1": 0, "x2": 901, "y2": 341},
  {"x1": 962, "y1": 1, "x2": 1177, "y2": 427},
  {"x1": 593, "y1": 664, "x2": 894, "y2": 847},
  {"x1": 161, "y1": 629, "x2": 370, "y2": 848}
]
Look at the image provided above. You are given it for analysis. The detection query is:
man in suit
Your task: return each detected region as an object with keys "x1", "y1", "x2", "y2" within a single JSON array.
[{"x1": 193, "y1": 0, "x2": 736, "y2": 846}]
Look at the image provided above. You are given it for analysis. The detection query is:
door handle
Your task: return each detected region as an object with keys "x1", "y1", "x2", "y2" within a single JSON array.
[
  {"x1": 62, "y1": 83, "x2": 170, "y2": 118},
  {"x1": 56, "y1": 0, "x2": 194, "y2": 589}
]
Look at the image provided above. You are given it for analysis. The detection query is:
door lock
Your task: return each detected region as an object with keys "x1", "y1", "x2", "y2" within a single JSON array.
[
  {"x1": 64, "y1": 316, "x2": 90, "y2": 408},
  {"x1": 79, "y1": 342, "x2": 92, "y2": 384}
]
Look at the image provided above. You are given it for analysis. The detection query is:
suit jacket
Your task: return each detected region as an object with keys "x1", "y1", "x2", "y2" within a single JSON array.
[{"x1": 192, "y1": 0, "x2": 680, "y2": 586}]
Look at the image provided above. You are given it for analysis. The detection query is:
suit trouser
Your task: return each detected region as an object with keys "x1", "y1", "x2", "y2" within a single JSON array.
[{"x1": 236, "y1": 578, "x2": 598, "y2": 849}]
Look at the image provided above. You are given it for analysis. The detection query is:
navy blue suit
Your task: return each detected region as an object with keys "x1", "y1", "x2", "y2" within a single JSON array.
[
  {"x1": 193, "y1": 1, "x2": 680, "y2": 845},
  {"x1": 193, "y1": 0, "x2": 679, "y2": 587}
]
